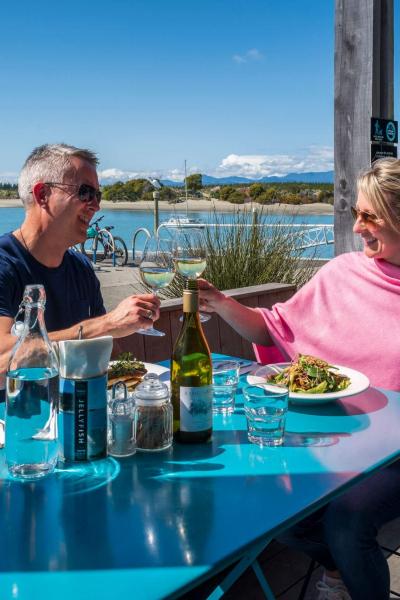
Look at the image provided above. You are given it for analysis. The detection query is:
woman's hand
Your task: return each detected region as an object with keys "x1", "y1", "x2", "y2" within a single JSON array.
[
  {"x1": 197, "y1": 278, "x2": 227, "y2": 314},
  {"x1": 197, "y1": 279, "x2": 271, "y2": 346}
]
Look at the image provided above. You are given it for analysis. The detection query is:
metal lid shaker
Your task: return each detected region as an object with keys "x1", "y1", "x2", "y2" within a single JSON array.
[
  {"x1": 108, "y1": 382, "x2": 135, "y2": 458},
  {"x1": 133, "y1": 373, "x2": 173, "y2": 451}
]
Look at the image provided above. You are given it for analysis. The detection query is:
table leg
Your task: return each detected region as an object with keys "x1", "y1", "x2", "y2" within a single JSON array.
[
  {"x1": 206, "y1": 537, "x2": 275, "y2": 600},
  {"x1": 252, "y1": 559, "x2": 276, "y2": 599}
]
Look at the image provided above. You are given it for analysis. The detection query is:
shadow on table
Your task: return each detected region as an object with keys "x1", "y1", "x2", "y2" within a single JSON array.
[
  {"x1": 288, "y1": 388, "x2": 388, "y2": 416},
  {"x1": 213, "y1": 428, "x2": 348, "y2": 448}
]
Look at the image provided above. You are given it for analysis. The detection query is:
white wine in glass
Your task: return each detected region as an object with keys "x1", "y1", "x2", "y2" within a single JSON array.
[
  {"x1": 140, "y1": 266, "x2": 175, "y2": 289},
  {"x1": 173, "y1": 228, "x2": 210, "y2": 323},
  {"x1": 174, "y1": 257, "x2": 207, "y2": 280},
  {"x1": 137, "y1": 236, "x2": 175, "y2": 337}
]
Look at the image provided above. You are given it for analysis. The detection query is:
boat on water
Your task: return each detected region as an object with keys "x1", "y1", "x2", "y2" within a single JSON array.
[
  {"x1": 162, "y1": 215, "x2": 204, "y2": 227},
  {"x1": 162, "y1": 160, "x2": 206, "y2": 228}
]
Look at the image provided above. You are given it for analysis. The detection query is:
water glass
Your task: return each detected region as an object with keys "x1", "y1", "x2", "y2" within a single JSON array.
[
  {"x1": 243, "y1": 384, "x2": 289, "y2": 447},
  {"x1": 212, "y1": 360, "x2": 240, "y2": 414}
]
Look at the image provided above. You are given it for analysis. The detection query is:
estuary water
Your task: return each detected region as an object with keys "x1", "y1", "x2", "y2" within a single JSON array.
[{"x1": 0, "y1": 206, "x2": 334, "y2": 258}]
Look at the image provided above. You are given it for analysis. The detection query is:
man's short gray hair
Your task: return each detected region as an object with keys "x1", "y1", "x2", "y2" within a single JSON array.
[{"x1": 18, "y1": 143, "x2": 99, "y2": 207}]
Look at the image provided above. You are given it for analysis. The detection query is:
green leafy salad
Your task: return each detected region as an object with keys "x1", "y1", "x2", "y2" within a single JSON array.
[
  {"x1": 108, "y1": 352, "x2": 147, "y2": 389},
  {"x1": 268, "y1": 354, "x2": 351, "y2": 394}
]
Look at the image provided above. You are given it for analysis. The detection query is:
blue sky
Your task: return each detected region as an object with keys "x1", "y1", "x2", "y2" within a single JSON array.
[{"x1": 0, "y1": 1, "x2": 391, "y2": 182}]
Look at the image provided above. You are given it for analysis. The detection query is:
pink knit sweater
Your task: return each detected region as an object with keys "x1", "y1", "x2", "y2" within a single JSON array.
[{"x1": 254, "y1": 252, "x2": 400, "y2": 390}]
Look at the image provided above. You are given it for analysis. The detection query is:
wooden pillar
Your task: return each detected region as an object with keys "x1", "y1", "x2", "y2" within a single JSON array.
[{"x1": 334, "y1": 0, "x2": 393, "y2": 255}]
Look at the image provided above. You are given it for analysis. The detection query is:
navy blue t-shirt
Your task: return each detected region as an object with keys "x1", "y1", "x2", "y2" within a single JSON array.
[
  {"x1": 0, "y1": 232, "x2": 106, "y2": 330},
  {"x1": 0, "y1": 233, "x2": 106, "y2": 407}
]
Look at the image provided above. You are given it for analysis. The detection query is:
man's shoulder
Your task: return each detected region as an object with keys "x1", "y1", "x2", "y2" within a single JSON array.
[
  {"x1": 0, "y1": 233, "x2": 22, "y2": 272},
  {"x1": 64, "y1": 249, "x2": 96, "y2": 274},
  {"x1": 0, "y1": 231, "x2": 17, "y2": 252}
]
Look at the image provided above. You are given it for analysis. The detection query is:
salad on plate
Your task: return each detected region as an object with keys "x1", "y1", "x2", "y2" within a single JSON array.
[{"x1": 267, "y1": 354, "x2": 351, "y2": 394}]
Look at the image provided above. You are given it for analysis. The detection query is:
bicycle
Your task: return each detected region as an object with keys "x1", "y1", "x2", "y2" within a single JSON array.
[{"x1": 80, "y1": 215, "x2": 128, "y2": 266}]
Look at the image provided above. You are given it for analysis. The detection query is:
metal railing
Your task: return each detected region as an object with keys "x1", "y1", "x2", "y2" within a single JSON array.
[
  {"x1": 71, "y1": 228, "x2": 118, "y2": 267},
  {"x1": 130, "y1": 222, "x2": 334, "y2": 264},
  {"x1": 93, "y1": 228, "x2": 116, "y2": 266},
  {"x1": 131, "y1": 227, "x2": 151, "y2": 264},
  {"x1": 155, "y1": 222, "x2": 334, "y2": 250}
]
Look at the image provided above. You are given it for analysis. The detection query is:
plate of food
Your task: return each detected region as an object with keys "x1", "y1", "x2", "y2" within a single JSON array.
[
  {"x1": 108, "y1": 352, "x2": 169, "y2": 391},
  {"x1": 246, "y1": 354, "x2": 370, "y2": 405}
]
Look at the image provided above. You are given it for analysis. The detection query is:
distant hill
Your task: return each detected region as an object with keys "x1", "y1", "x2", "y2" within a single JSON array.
[
  {"x1": 260, "y1": 171, "x2": 334, "y2": 184},
  {"x1": 157, "y1": 171, "x2": 334, "y2": 187}
]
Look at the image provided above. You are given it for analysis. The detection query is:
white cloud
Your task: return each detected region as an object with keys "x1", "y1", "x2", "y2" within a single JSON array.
[
  {"x1": 164, "y1": 169, "x2": 183, "y2": 182},
  {"x1": 233, "y1": 54, "x2": 246, "y2": 64},
  {"x1": 247, "y1": 48, "x2": 263, "y2": 60},
  {"x1": 98, "y1": 166, "x2": 202, "y2": 184},
  {"x1": 98, "y1": 168, "x2": 164, "y2": 183},
  {"x1": 232, "y1": 48, "x2": 264, "y2": 64},
  {"x1": 216, "y1": 147, "x2": 334, "y2": 178},
  {"x1": 0, "y1": 172, "x2": 18, "y2": 184}
]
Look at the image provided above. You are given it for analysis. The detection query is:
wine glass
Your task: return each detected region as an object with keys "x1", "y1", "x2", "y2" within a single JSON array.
[
  {"x1": 137, "y1": 236, "x2": 175, "y2": 337},
  {"x1": 173, "y1": 228, "x2": 211, "y2": 323}
]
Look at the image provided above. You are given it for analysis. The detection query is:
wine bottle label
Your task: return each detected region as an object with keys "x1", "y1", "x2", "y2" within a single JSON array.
[{"x1": 180, "y1": 385, "x2": 213, "y2": 432}]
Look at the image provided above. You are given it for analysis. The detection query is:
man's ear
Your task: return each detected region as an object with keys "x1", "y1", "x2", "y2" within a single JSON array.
[{"x1": 31, "y1": 182, "x2": 48, "y2": 207}]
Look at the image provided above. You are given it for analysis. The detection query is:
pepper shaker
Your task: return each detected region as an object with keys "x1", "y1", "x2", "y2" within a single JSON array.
[{"x1": 133, "y1": 373, "x2": 173, "y2": 452}]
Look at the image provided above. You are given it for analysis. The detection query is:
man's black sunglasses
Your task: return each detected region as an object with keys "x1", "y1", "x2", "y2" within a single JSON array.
[{"x1": 44, "y1": 182, "x2": 102, "y2": 203}]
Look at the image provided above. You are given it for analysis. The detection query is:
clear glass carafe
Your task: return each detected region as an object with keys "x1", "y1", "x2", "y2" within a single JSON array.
[{"x1": 6, "y1": 284, "x2": 59, "y2": 479}]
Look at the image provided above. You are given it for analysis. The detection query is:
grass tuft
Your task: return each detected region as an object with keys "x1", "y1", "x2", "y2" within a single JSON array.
[{"x1": 139, "y1": 208, "x2": 318, "y2": 298}]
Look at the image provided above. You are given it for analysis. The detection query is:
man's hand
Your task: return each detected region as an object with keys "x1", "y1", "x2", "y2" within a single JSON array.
[
  {"x1": 106, "y1": 293, "x2": 161, "y2": 338},
  {"x1": 0, "y1": 294, "x2": 162, "y2": 380}
]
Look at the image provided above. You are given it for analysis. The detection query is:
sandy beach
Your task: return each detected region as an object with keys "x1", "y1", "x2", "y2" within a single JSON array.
[{"x1": 0, "y1": 198, "x2": 334, "y2": 215}]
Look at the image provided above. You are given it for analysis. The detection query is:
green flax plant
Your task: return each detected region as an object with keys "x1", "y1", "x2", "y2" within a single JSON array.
[{"x1": 143, "y1": 208, "x2": 317, "y2": 299}]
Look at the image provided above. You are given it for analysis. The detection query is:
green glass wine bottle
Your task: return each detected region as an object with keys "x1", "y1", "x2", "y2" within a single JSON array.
[{"x1": 171, "y1": 280, "x2": 212, "y2": 443}]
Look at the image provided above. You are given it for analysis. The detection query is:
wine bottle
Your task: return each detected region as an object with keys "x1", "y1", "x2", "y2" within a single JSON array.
[{"x1": 171, "y1": 280, "x2": 212, "y2": 443}]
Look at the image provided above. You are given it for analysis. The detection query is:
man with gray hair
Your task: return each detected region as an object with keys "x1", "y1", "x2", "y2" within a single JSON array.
[{"x1": 0, "y1": 143, "x2": 160, "y2": 392}]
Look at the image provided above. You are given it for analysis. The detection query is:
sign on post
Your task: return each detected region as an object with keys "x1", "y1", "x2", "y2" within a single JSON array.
[
  {"x1": 371, "y1": 118, "x2": 398, "y2": 143},
  {"x1": 371, "y1": 143, "x2": 398, "y2": 163}
]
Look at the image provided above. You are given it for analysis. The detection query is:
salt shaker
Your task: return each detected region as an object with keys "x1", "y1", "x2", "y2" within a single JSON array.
[
  {"x1": 108, "y1": 382, "x2": 135, "y2": 457},
  {"x1": 133, "y1": 373, "x2": 173, "y2": 452}
]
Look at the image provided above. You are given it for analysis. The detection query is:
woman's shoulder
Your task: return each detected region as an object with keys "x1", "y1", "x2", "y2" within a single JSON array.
[
  {"x1": 329, "y1": 251, "x2": 362, "y2": 266},
  {"x1": 315, "y1": 252, "x2": 362, "y2": 277}
]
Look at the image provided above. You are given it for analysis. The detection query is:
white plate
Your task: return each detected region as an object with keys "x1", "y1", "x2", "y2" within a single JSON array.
[
  {"x1": 246, "y1": 363, "x2": 370, "y2": 405},
  {"x1": 109, "y1": 361, "x2": 170, "y2": 383}
]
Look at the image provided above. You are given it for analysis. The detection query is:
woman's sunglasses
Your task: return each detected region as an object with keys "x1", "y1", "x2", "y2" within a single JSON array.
[
  {"x1": 350, "y1": 206, "x2": 380, "y2": 225},
  {"x1": 44, "y1": 181, "x2": 102, "y2": 203}
]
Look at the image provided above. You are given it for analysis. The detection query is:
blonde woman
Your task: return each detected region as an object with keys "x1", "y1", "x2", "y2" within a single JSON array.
[{"x1": 199, "y1": 158, "x2": 400, "y2": 600}]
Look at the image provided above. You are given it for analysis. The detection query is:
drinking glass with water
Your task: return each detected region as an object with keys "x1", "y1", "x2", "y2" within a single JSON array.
[
  {"x1": 243, "y1": 384, "x2": 289, "y2": 447},
  {"x1": 6, "y1": 284, "x2": 59, "y2": 479},
  {"x1": 212, "y1": 360, "x2": 240, "y2": 414}
]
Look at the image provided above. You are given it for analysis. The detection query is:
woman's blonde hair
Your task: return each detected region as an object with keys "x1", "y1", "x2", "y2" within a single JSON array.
[{"x1": 357, "y1": 158, "x2": 400, "y2": 232}]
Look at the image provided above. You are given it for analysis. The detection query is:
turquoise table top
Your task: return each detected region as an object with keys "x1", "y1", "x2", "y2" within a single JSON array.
[{"x1": 1, "y1": 354, "x2": 400, "y2": 600}]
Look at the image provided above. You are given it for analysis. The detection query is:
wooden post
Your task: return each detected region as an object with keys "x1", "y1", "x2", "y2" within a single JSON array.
[
  {"x1": 153, "y1": 190, "x2": 160, "y2": 233},
  {"x1": 334, "y1": 0, "x2": 393, "y2": 255}
]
